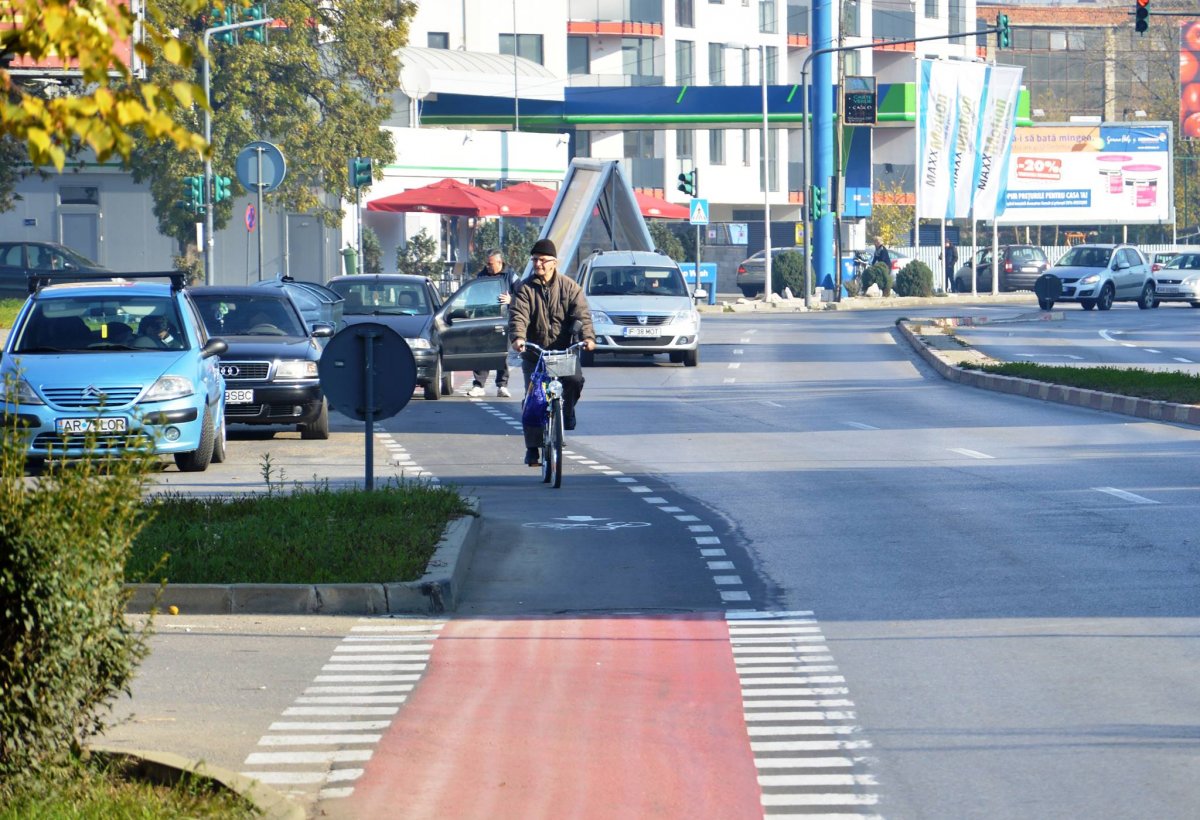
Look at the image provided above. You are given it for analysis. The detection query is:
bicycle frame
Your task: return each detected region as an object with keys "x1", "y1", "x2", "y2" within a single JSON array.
[{"x1": 522, "y1": 341, "x2": 583, "y2": 489}]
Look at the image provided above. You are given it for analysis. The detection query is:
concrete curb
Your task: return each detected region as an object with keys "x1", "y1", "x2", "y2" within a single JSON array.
[
  {"x1": 897, "y1": 320, "x2": 1200, "y2": 428},
  {"x1": 700, "y1": 292, "x2": 1033, "y2": 314},
  {"x1": 126, "y1": 497, "x2": 481, "y2": 615},
  {"x1": 87, "y1": 745, "x2": 304, "y2": 820}
]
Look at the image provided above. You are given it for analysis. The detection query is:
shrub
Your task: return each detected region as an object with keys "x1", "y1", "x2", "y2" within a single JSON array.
[
  {"x1": 648, "y1": 221, "x2": 685, "y2": 261},
  {"x1": 895, "y1": 260, "x2": 935, "y2": 297},
  {"x1": 773, "y1": 251, "x2": 807, "y2": 295},
  {"x1": 0, "y1": 389, "x2": 158, "y2": 782},
  {"x1": 395, "y1": 227, "x2": 440, "y2": 277},
  {"x1": 844, "y1": 277, "x2": 862, "y2": 297},
  {"x1": 361, "y1": 226, "x2": 383, "y2": 274},
  {"x1": 861, "y1": 262, "x2": 893, "y2": 296}
]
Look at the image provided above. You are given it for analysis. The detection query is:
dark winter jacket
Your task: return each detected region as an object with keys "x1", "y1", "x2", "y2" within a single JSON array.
[{"x1": 507, "y1": 272, "x2": 595, "y2": 351}]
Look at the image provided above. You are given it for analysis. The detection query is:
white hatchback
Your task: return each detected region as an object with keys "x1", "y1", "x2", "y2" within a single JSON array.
[{"x1": 577, "y1": 250, "x2": 701, "y2": 367}]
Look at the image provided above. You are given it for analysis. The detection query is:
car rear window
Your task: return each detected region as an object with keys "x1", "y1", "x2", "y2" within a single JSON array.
[
  {"x1": 13, "y1": 295, "x2": 185, "y2": 353},
  {"x1": 588, "y1": 266, "x2": 686, "y2": 296},
  {"x1": 191, "y1": 293, "x2": 307, "y2": 336},
  {"x1": 1011, "y1": 247, "x2": 1045, "y2": 263}
]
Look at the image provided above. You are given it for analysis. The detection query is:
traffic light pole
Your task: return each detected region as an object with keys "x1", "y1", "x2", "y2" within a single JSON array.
[{"x1": 202, "y1": 16, "x2": 273, "y2": 285}]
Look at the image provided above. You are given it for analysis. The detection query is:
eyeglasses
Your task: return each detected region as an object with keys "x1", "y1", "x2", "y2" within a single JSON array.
[{"x1": 532, "y1": 257, "x2": 556, "y2": 266}]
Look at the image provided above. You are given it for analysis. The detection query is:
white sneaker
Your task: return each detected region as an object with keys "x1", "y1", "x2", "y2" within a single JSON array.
[
  {"x1": 498, "y1": 386, "x2": 512, "y2": 398},
  {"x1": 467, "y1": 385, "x2": 485, "y2": 398}
]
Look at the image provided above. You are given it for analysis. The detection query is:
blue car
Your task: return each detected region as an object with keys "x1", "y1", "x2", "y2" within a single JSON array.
[{"x1": 0, "y1": 272, "x2": 227, "y2": 472}]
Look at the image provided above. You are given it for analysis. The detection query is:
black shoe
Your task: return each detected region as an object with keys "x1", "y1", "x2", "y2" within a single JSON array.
[
  {"x1": 524, "y1": 447, "x2": 541, "y2": 466},
  {"x1": 564, "y1": 406, "x2": 576, "y2": 430}
]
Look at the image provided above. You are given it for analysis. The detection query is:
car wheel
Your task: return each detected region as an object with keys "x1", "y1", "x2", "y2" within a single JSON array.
[
  {"x1": 1081, "y1": 299, "x2": 1096, "y2": 311},
  {"x1": 580, "y1": 348, "x2": 595, "y2": 367},
  {"x1": 739, "y1": 286, "x2": 759, "y2": 298},
  {"x1": 174, "y1": 408, "x2": 215, "y2": 472},
  {"x1": 300, "y1": 398, "x2": 331, "y2": 440},
  {"x1": 953, "y1": 278, "x2": 967, "y2": 293},
  {"x1": 1190, "y1": 302, "x2": 1200, "y2": 309},
  {"x1": 683, "y1": 348, "x2": 699, "y2": 367},
  {"x1": 1038, "y1": 298, "x2": 1055, "y2": 311},
  {"x1": 1152, "y1": 299, "x2": 1162, "y2": 308},
  {"x1": 210, "y1": 419, "x2": 227, "y2": 463},
  {"x1": 1096, "y1": 283, "x2": 1115, "y2": 311},
  {"x1": 669, "y1": 351, "x2": 684, "y2": 364},
  {"x1": 1137, "y1": 283, "x2": 1155, "y2": 310}
]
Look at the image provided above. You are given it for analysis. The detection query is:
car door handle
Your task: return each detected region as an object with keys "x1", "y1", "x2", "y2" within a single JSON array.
[{"x1": 494, "y1": 325, "x2": 505, "y2": 332}]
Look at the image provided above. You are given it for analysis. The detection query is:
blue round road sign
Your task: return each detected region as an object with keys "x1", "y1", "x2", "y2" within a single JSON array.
[
  {"x1": 235, "y1": 140, "x2": 287, "y2": 193},
  {"x1": 318, "y1": 323, "x2": 416, "y2": 421}
]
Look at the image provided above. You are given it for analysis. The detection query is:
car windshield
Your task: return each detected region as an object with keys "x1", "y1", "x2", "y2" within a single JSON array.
[
  {"x1": 191, "y1": 293, "x2": 307, "y2": 336},
  {"x1": 1056, "y1": 246, "x2": 1111, "y2": 268},
  {"x1": 588, "y1": 266, "x2": 687, "y2": 296},
  {"x1": 331, "y1": 281, "x2": 430, "y2": 315},
  {"x1": 1165, "y1": 253, "x2": 1200, "y2": 270},
  {"x1": 1011, "y1": 248, "x2": 1045, "y2": 263},
  {"x1": 13, "y1": 295, "x2": 185, "y2": 353}
]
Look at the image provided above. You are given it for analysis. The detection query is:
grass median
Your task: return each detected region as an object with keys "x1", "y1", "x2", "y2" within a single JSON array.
[{"x1": 966, "y1": 361, "x2": 1200, "y2": 405}]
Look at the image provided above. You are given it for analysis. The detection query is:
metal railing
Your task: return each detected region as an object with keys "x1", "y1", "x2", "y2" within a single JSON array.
[{"x1": 568, "y1": 0, "x2": 664, "y2": 24}]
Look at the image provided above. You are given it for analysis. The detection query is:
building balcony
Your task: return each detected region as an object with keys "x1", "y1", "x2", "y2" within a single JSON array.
[{"x1": 568, "y1": 0, "x2": 664, "y2": 36}]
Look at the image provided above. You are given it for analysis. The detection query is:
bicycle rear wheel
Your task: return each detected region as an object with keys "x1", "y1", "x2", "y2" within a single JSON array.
[{"x1": 550, "y1": 398, "x2": 563, "y2": 488}]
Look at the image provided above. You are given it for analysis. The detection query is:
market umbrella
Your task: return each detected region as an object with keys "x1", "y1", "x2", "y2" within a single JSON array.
[
  {"x1": 634, "y1": 191, "x2": 690, "y2": 220},
  {"x1": 500, "y1": 181, "x2": 557, "y2": 217},
  {"x1": 366, "y1": 178, "x2": 532, "y2": 217}
]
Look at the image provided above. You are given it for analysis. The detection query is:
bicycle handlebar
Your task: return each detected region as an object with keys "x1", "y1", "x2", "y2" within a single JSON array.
[{"x1": 520, "y1": 340, "x2": 586, "y2": 356}]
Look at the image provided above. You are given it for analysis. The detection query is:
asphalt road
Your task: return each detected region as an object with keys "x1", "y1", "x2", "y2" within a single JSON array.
[{"x1": 102, "y1": 308, "x2": 1200, "y2": 819}]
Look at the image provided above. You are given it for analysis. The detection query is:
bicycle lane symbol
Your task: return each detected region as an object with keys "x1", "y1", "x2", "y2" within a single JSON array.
[{"x1": 523, "y1": 515, "x2": 651, "y2": 531}]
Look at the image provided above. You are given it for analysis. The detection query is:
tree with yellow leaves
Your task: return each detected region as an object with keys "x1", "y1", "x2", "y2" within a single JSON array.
[{"x1": 0, "y1": 0, "x2": 209, "y2": 171}]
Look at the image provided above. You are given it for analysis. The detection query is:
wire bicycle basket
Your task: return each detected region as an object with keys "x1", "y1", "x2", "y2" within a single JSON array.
[{"x1": 541, "y1": 350, "x2": 579, "y2": 378}]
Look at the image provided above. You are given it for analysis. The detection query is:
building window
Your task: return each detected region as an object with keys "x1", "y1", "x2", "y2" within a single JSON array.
[
  {"x1": 676, "y1": 0, "x2": 695, "y2": 27},
  {"x1": 765, "y1": 45, "x2": 777, "y2": 83},
  {"x1": 500, "y1": 33, "x2": 544, "y2": 65},
  {"x1": 676, "y1": 40, "x2": 695, "y2": 85},
  {"x1": 742, "y1": 47, "x2": 751, "y2": 85},
  {"x1": 949, "y1": 0, "x2": 965, "y2": 36},
  {"x1": 841, "y1": 48, "x2": 858, "y2": 77},
  {"x1": 622, "y1": 37, "x2": 660, "y2": 84},
  {"x1": 787, "y1": 2, "x2": 809, "y2": 36},
  {"x1": 427, "y1": 32, "x2": 449, "y2": 49},
  {"x1": 924, "y1": 0, "x2": 938, "y2": 19},
  {"x1": 709, "y1": 42, "x2": 725, "y2": 85},
  {"x1": 742, "y1": 129, "x2": 753, "y2": 166},
  {"x1": 844, "y1": 1, "x2": 859, "y2": 36},
  {"x1": 759, "y1": 0, "x2": 776, "y2": 34},
  {"x1": 677, "y1": 129, "x2": 694, "y2": 159},
  {"x1": 710, "y1": 129, "x2": 726, "y2": 165},
  {"x1": 568, "y1": 36, "x2": 590, "y2": 74},
  {"x1": 59, "y1": 186, "x2": 99, "y2": 206},
  {"x1": 575, "y1": 131, "x2": 592, "y2": 158}
]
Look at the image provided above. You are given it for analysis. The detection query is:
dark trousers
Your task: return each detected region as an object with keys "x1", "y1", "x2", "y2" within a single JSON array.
[
  {"x1": 472, "y1": 363, "x2": 508, "y2": 388},
  {"x1": 520, "y1": 357, "x2": 583, "y2": 449}
]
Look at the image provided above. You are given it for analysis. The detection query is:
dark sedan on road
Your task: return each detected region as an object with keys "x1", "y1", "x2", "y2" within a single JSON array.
[
  {"x1": 326, "y1": 273, "x2": 452, "y2": 400},
  {"x1": 189, "y1": 286, "x2": 333, "y2": 439},
  {"x1": 0, "y1": 240, "x2": 111, "y2": 299}
]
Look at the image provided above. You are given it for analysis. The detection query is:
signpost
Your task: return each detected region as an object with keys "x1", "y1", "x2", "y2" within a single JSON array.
[
  {"x1": 235, "y1": 141, "x2": 286, "y2": 281},
  {"x1": 689, "y1": 198, "x2": 709, "y2": 303}
]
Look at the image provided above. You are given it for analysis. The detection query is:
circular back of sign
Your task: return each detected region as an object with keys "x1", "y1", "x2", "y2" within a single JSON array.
[{"x1": 318, "y1": 323, "x2": 417, "y2": 421}]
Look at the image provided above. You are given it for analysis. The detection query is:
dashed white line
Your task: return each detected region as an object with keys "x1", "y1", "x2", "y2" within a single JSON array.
[
  {"x1": 1174, "y1": 357, "x2": 1193, "y2": 363},
  {"x1": 843, "y1": 421, "x2": 879, "y2": 431},
  {"x1": 1094, "y1": 486, "x2": 1159, "y2": 504},
  {"x1": 949, "y1": 447, "x2": 994, "y2": 460}
]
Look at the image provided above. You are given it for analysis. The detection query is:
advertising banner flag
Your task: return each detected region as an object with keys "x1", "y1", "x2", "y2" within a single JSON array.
[
  {"x1": 949, "y1": 63, "x2": 987, "y2": 220},
  {"x1": 970, "y1": 64, "x2": 1024, "y2": 221},
  {"x1": 916, "y1": 60, "x2": 960, "y2": 219}
]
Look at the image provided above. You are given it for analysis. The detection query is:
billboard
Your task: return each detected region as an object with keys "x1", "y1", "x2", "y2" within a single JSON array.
[
  {"x1": 1182, "y1": 20, "x2": 1200, "y2": 138},
  {"x1": 0, "y1": 0, "x2": 138, "y2": 77},
  {"x1": 997, "y1": 124, "x2": 1173, "y2": 226}
]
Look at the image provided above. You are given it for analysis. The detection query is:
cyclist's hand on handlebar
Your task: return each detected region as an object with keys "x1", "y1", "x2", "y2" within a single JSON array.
[
  {"x1": 582, "y1": 339, "x2": 596, "y2": 351},
  {"x1": 512, "y1": 339, "x2": 525, "y2": 352}
]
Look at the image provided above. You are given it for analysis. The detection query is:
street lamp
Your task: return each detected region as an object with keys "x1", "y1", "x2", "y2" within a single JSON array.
[{"x1": 727, "y1": 43, "x2": 771, "y2": 300}]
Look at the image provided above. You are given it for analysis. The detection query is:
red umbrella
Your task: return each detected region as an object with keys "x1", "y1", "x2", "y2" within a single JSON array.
[
  {"x1": 500, "y1": 181, "x2": 557, "y2": 217},
  {"x1": 634, "y1": 191, "x2": 691, "y2": 220},
  {"x1": 366, "y1": 178, "x2": 532, "y2": 217}
]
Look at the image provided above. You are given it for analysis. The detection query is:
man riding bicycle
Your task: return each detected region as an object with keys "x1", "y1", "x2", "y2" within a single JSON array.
[{"x1": 508, "y1": 238, "x2": 596, "y2": 467}]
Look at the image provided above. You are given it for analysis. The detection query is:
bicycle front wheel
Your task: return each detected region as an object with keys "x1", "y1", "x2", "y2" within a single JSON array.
[
  {"x1": 540, "y1": 408, "x2": 553, "y2": 484},
  {"x1": 549, "y1": 398, "x2": 563, "y2": 488}
]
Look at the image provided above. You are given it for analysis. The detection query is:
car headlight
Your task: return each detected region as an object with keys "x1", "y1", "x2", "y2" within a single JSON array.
[
  {"x1": 275, "y1": 360, "x2": 319, "y2": 380},
  {"x1": 669, "y1": 310, "x2": 700, "y2": 325},
  {"x1": 404, "y1": 337, "x2": 432, "y2": 350},
  {"x1": 5, "y1": 377, "x2": 45, "y2": 406},
  {"x1": 591, "y1": 310, "x2": 612, "y2": 325},
  {"x1": 1078, "y1": 274, "x2": 1100, "y2": 286},
  {"x1": 143, "y1": 375, "x2": 194, "y2": 402}
]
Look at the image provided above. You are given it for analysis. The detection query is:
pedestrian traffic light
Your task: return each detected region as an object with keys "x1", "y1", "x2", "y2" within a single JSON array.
[
  {"x1": 349, "y1": 157, "x2": 372, "y2": 188},
  {"x1": 996, "y1": 13, "x2": 1011, "y2": 48},
  {"x1": 212, "y1": 175, "x2": 232, "y2": 203},
  {"x1": 1134, "y1": 0, "x2": 1149, "y2": 35},
  {"x1": 182, "y1": 175, "x2": 205, "y2": 214},
  {"x1": 243, "y1": 3, "x2": 267, "y2": 43},
  {"x1": 810, "y1": 184, "x2": 824, "y2": 220},
  {"x1": 677, "y1": 169, "x2": 698, "y2": 198}
]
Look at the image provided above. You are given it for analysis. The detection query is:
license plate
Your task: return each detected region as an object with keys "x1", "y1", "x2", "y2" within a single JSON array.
[
  {"x1": 226, "y1": 389, "x2": 254, "y2": 404},
  {"x1": 623, "y1": 327, "x2": 659, "y2": 338},
  {"x1": 57, "y1": 417, "x2": 127, "y2": 434},
  {"x1": 1158, "y1": 287, "x2": 1179, "y2": 295}
]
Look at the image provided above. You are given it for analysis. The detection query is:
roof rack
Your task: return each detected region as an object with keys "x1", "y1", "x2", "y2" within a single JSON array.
[{"x1": 28, "y1": 271, "x2": 189, "y2": 295}]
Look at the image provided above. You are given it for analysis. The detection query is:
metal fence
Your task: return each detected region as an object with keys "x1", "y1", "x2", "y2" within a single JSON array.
[{"x1": 891, "y1": 243, "x2": 1196, "y2": 273}]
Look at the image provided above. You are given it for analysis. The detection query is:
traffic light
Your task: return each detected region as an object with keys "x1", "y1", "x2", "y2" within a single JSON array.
[
  {"x1": 676, "y1": 169, "x2": 698, "y2": 197},
  {"x1": 349, "y1": 157, "x2": 372, "y2": 188},
  {"x1": 182, "y1": 176, "x2": 205, "y2": 214},
  {"x1": 1135, "y1": 0, "x2": 1149, "y2": 35},
  {"x1": 243, "y1": 3, "x2": 267, "y2": 43},
  {"x1": 212, "y1": 175, "x2": 232, "y2": 203},
  {"x1": 810, "y1": 184, "x2": 824, "y2": 221},
  {"x1": 214, "y1": 6, "x2": 237, "y2": 44},
  {"x1": 996, "y1": 13, "x2": 1011, "y2": 49}
]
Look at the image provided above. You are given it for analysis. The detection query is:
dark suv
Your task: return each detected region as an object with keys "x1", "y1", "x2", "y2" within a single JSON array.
[{"x1": 953, "y1": 245, "x2": 1049, "y2": 293}]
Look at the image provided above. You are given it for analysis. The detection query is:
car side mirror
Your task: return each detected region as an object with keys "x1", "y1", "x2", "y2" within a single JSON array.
[
  {"x1": 694, "y1": 287, "x2": 708, "y2": 300},
  {"x1": 448, "y1": 308, "x2": 469, "y2": 320},
  {"x1": 311, "y1": 322, "x2": 334, "y2": 338},
  {"x1": 201, "y1": 338, "x2": 228, "y2": 359}
]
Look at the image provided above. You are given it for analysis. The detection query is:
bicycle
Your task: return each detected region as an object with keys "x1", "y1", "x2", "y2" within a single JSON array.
[{"x1": 521, "y1": 340, "x2": 585, "y2": 488}]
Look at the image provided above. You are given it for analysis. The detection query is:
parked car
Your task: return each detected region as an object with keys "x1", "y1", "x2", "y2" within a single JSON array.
[
  {"x1": 735, "y1": 247, "x2": 803, "y2": 297},
  {"x1": 1150, "y1": 250, "x2": 1200, "y2": 307},
  {"x1": 189, "y1": 286, "x2": 333, "y2": 438},
  {"x1": 253, "y1": 273, "x2": 344, "y2": 339},
  {"x1": 952, "y1": 244, "x2": 1050, "y2": 293},
  {"x1": 326, "y1": 273, "x2": 451, "y2": 400},
  {"x1": 0, "y1": 272, "x2": 227, "y2": 471},
  {"x1": 577, "y1": 249, "x2": 701, "y2": 366},
  {"x1": 1038, "y1": 243, "x2": 1154, "y2": 311},
  {"x1": 428, "y1": 272, "x2": 515, "y2": 385},
  {"x1": 1149, "y1": 248, "x2": 1187, "y2": 273},
  {"x1": 0, "y1": 241, "x2": 111, "y2": 299}
]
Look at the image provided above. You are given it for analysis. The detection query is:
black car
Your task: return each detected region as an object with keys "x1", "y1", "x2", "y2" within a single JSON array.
[
  {"x1": 953, "y1": 244, "x2": 1050, "y2": 293},
  {"x1": 326, "y1": 274, "x2": 452, "y2": 400},
  {"x1": 0, "y1": 241, "x2": 111, "y2": 299},
  {"x1": 189, "y1": 286, "x2": 333, "y2": 439}
]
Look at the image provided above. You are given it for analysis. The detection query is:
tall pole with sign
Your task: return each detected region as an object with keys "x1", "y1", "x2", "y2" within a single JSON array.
[{"x1": 235, "y1": 141, "x2": 287, "y2": 281}]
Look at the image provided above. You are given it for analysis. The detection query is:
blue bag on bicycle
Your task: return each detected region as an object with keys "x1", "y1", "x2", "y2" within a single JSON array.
[{"x1": 521, "y1": 357, "x2": 548, "y2": 427}]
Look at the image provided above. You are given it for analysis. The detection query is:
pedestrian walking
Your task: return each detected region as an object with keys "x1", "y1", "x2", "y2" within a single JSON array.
[
  {"x1": 942, "y1": 240, "x2": 958, "y2": 292},
  {"x1": 871, "y1": 236, "x2": 891, "y2": 269},
  {"x1": 468, "y1": 249, "x2": 522, "y2": 398}
]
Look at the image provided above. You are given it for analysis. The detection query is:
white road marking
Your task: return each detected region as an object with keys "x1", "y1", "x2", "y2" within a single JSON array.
[
  {"x1": 760, "y1": 401, "x2": 784, "y2": 408},
  {"x1": 750, "y1": 740, "x2": 873, "y2": 752},
  {"x1": 282, "y1": 706, "x2": 399, "y2": 716},
  {"x1": 294, "y1": 696, "x2": 408, "y2": 704},
  {"x1": 1094, "y1": 486, "x2": 1159, "y2": 504},
  {"x1": 707, "y1": 561, "x2": 736, "y2": 570},
  {"x1": 660, "y1": 506, "x2": 684, "y2": 512},
  {"x1": 245, "y1": 750, "x2": 374, "y2": 764},
  {"x1": 1174, "y1": 357, "x2": 1193, "y2": 363},
  {"x1": 761, "y1": 792, "x2": 880, "y2": 807},
  {"x1": 720, "y1": 590, "x2": 752, "y2": 601},
  {"x1": 688, "y1": 524, "x2": 714, "y2": 532},
  {"x1": 269, "y1": 721, "x2": 391, "y2": 731},
  {"x1": 628, "y1": 486, "x2": 652, "y2": 494},
  {"x1": 723, "y1": 377, "x2": 737, "y2": 383},
  {"x1": 713, "y1": 575, "x2": 743, "y2": 585},
  {"x1": 1145, "y1": 348, "x2": 1162, "y2": 354},
  {"x1": 321, "y1": 664, "x2": 426, "y2": 672},
  {"x1": 676, "y1": 514, "x2": 701, "y2": 521},
  {"x1": 350, "y1": 625, "x2": 443, "y2": 633},
  {"x1": 1100, "y1": 329, "x2": 1121, "y2": 342},
  {"x1": 695, "y1": 536, "x2": 721, "y2": 545},
  {"x1": 745, "y1": 711, "x2": 857, "y2": 722},
  {"x1": 728, "y1": 362, "x2": 741, "y2": 369},
  {"x1": 334, "y1": 644, "x2": 431, "y2": 652},
  {"x1": 733, "y1": 349, "x2": 744, "y2": 355},
  {"x1": 949, "y1": 447, "x2": 994, "y2": 460},
  {"x1": 643, "y1": 497, "x2": 669, "y2": 504},
  {"x1": 305, "y1": 685, "x2": 413, "y2": 694},
  {"x1": 843, "y1": 421, "x2": 878, "y2": 431},
  {"x1": 615, "y1": 476, "x2": 636, "y2": 483},
  {"x1": 700, "y1": 549, "x2": 726, "y2": 557},
  {"x1": 258, "y1": 735, "x2": 381, "y2": 746}
]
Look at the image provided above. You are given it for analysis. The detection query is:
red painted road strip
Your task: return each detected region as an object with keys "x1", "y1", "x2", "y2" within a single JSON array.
[{"x1": 339, "y1": 614, "x2": 763, "y2": 819}]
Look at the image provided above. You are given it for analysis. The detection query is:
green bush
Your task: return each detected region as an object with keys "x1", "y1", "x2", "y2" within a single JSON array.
[
  {"x1": 648, "y1": 221, "x2": 686, "y2": 261},
  {"x1": 0, "y1": 386, "x2": 158, "y2": 782},
  {"x1": 895, "y1": 260, "x2": 935, "y2": 297},
  {"x1": 773, "y1": 251, "x2": 807, "y2": 295},
  {"x1": 395, "y1": 227, "x2": 440, "y2": 277},
  {"x1": 361, "y1": 226, "x2": 383, "y2": 274},
  {"x1": 844, "y1": 277, "x2": 862, "y2": 297},
  {"x1": 471, "y1": 220, "x2": 540, "y2": 275},
  {"x1": 861, "y1": 262, "x2": 893, "y2": 296}
]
